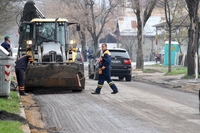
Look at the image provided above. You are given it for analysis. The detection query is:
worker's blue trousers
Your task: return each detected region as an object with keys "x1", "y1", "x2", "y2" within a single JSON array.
[
  {"x1": 15, "y1": 68, "x2": 25, "y2": 87},
  {"x1": 95, "y1": 74, "x2": 118, "y2": 93}
]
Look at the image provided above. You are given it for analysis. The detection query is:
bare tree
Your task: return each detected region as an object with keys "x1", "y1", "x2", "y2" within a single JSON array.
[
  {"x1": 58, "y1": 0, "x2": 121, "y2": 62},
  {"x1": 155, "y1": 0, "x2": 189, "y2": 67},
  {"x1": 163, "y1": 0, "x2": 180, "y2": 72},
  {"x1": 130, "y1": 0, "x2": 157, "y2": 70},
  {"x1": 42, "y1": 0, "x2": 120, "y2": 62},
  {"x1": 185, "y1": 0, "x2": 200, "y2": 76},
  {"x1": 172, "y1": 1, "x2": 188, "y2": 55},
  {"x1": 0, "y1": 0, "x2": 22, "y2": 35},
  {"x1": 120, "y1": 36, "x2": 137, "y2": 60},
  {"x1": 83, "y1": 0, "x2": 118, "y2": 53},
  {"x1": 39, "y1": 0, "x2": 68, "y2": 18},
  {"x1": 175, "y1": 25, "x2": 188, "y2": 55}
]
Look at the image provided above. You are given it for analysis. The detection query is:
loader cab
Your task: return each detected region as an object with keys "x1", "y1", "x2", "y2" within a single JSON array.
[
  {"x1": 18, "y1": 18, "x2": 67, "y2": 61},
  {"x1": 32, "y1": 18, "x2": 69, "y2": 49},
  {"x1": 18, "y1": 22, "x2": 33, "y2": 56},
  {"x1": 35, "y1": 21, "x2": 67, "y2": 46},
  {"x1": 18, "y1": 18, "x2": 80, "y2": 63}
]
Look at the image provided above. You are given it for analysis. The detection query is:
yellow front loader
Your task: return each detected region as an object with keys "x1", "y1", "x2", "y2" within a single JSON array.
[{"x1": 17, "y1": 1, "x2": 85, "y2": 91}]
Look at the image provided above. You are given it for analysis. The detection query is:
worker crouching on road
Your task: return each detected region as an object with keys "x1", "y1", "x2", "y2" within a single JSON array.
[
  {"x1": 15, "y1": 53, "x2": 33, "y2": 96},
  {"x1": 91, "y1": 43, "x2": 118, "y2": 94}
]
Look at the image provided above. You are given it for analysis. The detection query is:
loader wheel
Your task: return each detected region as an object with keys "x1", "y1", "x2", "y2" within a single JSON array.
[
  {"x1": 25, "y1": 87, "x2": 33, "y2": 92},
  {"x1": 72, "y1": 90, "x2": 82, "y2": 92},
  {"x1": 89, "y1": 74, "x2": 94, "y2": 79}
]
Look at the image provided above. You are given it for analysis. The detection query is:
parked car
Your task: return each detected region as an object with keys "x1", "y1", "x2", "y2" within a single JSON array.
[
  {"x1": 12, "y1": 48, "x2": 18, "y2": 60},
  {"x1": 88, "y1": 48, "x2": 132, "y2": 81},
  {"x1": 154, "y1": 50, "x2": 164, "y2": 63}
]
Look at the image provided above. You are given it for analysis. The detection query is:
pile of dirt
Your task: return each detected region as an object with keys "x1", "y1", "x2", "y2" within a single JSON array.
[{"x1": 0, "y1": 110, "x2": 26, "y2": 124}]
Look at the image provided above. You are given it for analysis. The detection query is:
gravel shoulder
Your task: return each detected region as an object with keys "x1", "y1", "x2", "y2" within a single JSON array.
[{"x1": 21, "y1": 94, "x2": 47, "y2": 133}]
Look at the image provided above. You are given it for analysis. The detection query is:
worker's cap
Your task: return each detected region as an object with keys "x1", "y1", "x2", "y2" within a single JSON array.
[{"x1": 4, "y1": 36, "x2": 10, "y2": 40}]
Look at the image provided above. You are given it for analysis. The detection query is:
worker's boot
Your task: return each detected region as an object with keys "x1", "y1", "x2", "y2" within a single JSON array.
[
  {"x1": 19, "y1": 90, "x2": 28, "y2": 96},
  {"x1": 110, "y1": 84, "x2": 118, "y2": 94},
  {"x1": 18, "y1": 86, "x2": 28, "y2": 96},
  {"x1": 91, "y1": 88, "x2": 101, "y2": 94}
]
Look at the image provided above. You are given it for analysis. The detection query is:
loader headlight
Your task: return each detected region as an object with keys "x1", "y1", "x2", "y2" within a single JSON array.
[
  {"x1": 70, "y1": 40, "x2": 76, "y2": 45},
  {"x1": 26, "y1": 40, "x2": 32, "y2": 45}
]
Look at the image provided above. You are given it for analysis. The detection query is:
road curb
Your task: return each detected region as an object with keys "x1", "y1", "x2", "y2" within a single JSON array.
[
  {"x1": 18, "y1": 94, "x2": 31, "y2": 133},
  {"x1": 132, "y1": 75, "x2": 199, "y2": 94}
]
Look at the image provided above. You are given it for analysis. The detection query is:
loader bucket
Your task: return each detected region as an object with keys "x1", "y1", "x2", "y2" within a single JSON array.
[{"x1": 24, "y1": 63, "x2": 85, "y2": 91}]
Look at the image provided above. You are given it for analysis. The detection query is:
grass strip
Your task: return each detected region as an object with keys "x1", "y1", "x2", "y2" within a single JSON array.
[
  {"x1": 165, "y1": 67, "x2": 187, "y2": 75},
  {"x1": 0, "y1": 91, "x2": 21, "y2": 113},
  {"x1": 0, "y1": 91, "x2": 23, "y2": 133},
  {"x1": 0, "y1": 121, "x2": 23, "y2": 133}
]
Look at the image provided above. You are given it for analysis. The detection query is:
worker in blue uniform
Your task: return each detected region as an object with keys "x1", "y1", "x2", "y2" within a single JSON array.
[
  {"x1": 15, "y1": 53, "x2": 33, "y2": 96},
  {"x1": 1, "y1": 36, "x2": 12, "y2": 54},
  {"x1": 91, "y1": 43, "x2": 118, "y2": 94}
]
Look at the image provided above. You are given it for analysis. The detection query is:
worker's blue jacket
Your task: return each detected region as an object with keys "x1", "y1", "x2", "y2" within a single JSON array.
[
  {"x1": 99, "y1": 50, "x2": 111, "y2": 76},
  {"x1": 15, "y1": 55, "x2": 32, "y2": 71},
  {"x1": 1, "y1": 41, "x2": 11, "y2": 52}
]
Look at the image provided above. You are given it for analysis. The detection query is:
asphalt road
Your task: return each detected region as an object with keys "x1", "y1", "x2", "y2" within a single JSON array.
[{"x1": 33, "y1": 77, "x2": 200, "y2": 133}]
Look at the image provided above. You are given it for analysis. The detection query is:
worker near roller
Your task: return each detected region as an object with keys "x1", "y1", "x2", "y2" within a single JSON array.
[
  {"x1": 91, "y1": 43, "x2": 118, "y2": 94},
  {"x1": 15, "y1": 53, "x2": 33, "y2": 96}
]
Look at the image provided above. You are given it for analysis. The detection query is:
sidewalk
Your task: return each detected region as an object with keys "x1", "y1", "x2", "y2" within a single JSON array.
[{"x1": 132, "y1": 70, "x2": 200, "y2": 94}]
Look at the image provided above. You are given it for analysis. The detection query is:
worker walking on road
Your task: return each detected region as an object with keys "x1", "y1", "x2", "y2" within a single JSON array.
[
  {"x1": 15, "y1": 53, "x2": 33, "y2": 96},
  {"x1": 91, "y1": 43, "x2": 118, "y2": 94}
]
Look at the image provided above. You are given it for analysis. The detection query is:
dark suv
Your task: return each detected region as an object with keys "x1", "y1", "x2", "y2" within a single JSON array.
[{"x1": 88, "y1": 48, "x2": 132, "y2": 81}]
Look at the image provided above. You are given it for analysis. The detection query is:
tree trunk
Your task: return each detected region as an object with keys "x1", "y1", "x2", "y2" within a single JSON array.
[
  {"x1": 185, "y1": 0, "x2": 199, "y2": 76},
  {"x1": 134, "y1": 0, "x2": 157, "y2": 70},
  {"x1": 136, "y1": 10, "x2": 143, "y2": 70},
  {"x1": 93, "y1": 37, "x2": 99, "y2": 54},
  {"x1": 168, "y1": 26, "x2": 172, "y2": 72},
  {"x1": 136, "y1": 27, "x2": 143, "y2": 69},
  {"x1": 80, "y1": 31, "x2": 87, "y2": 62},
  {"x1": 187, "y1": 28, "x2": 195, "y2": 75},
  {"x1": 164, "y1": 0, "x2": 173, "y2": 73}
]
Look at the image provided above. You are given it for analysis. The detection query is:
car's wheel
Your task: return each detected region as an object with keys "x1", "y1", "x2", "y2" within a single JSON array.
[
  {"x1": 118, "y1": 76, "x2": 124, "y2": 81},
  {"x1": 199, "y1": 89, "x2": 200, "y2": 113},
  {"x1": 125, "y1": 75, "x2": 131, "y2": 82},
  {"x1": 93, "y1": 68, "x2": 99, "y2": 80},
  {"x1": 89, "y1": 74, "x2": 94, "y2": 79},
  {"x1": 72, "y1": 90, "x2": 82, "y2": 92},
  {"x1": 88, "y1": 64, "x2": 94, "y2": 79}
]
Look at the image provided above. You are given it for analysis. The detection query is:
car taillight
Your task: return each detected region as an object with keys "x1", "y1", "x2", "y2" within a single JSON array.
[
  {"x1": 124, "y1": 59, "x2": 131, "y2": 65},
  {"x1": 81, "y1": 55, "x2": 84, "y2": 62}
]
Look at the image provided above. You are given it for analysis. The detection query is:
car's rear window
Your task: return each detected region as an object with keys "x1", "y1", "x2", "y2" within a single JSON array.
[
  {"x1": 76, "y1": 53, "x2": 82, "y2": 59},
  {"x1": 109, "y1": 50, "x2": 129, "y2": 58}
]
